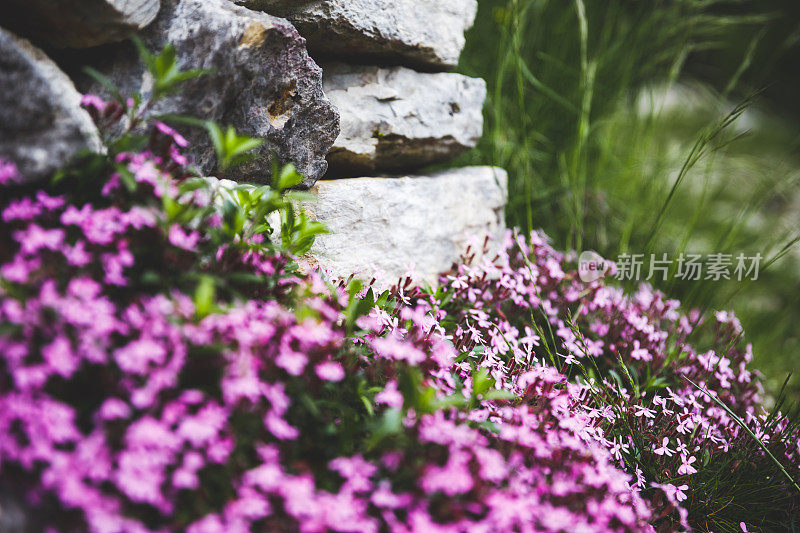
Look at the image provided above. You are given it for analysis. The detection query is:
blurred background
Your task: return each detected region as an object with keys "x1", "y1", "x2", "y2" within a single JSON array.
[{"x1": 452, "y1": 0, "x2": 800, "y2": 400}]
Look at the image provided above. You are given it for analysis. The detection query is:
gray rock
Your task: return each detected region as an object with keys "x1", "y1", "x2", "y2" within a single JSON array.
[
  {"x1": 323, "y1": 64, "x2": 486, "y2": 176},
  {"x1": 83, "y1": 0, "x2": 339, "y2": 187},
  {"x1": 306, "y1": 167, "x2": 507, "y2": 286},
  {"x1": 0, "y1": 29, "x2": 102, "y2": 184},
  {"x1": 1, "y1": 0, "x2": 160, "y2": 48},
  {"x1": 232, "y1": 0, "x2": 478, "y2": 70},
  {"x1": 0, "y1": 484, "x2": 28, "y2": 533}
]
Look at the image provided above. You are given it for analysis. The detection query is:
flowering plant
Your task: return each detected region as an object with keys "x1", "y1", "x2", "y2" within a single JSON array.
[{"x1": 0, "y1": 41, "x2": 798, "y2": 533}]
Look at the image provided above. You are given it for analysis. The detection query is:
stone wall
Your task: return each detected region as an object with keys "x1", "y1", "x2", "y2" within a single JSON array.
[{"x1": 0, "y1": 0, "x2": 507, "y2": 288}]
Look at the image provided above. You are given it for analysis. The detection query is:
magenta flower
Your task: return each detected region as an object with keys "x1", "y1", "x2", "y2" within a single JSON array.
[
  {"x1": 677, "y1": 454, "x2": 698, "y2": 475},
  {"x1": 168, "y1": 224, "x2": 200, "y2": 251},
  {"x1": 315, "y1": 361, "x2": 345, "y2": 382},
  {"x1": 653, "y1": 437, "x2": 675, "y2": 457},
  {"x1": 80, "y1": 94, "x2": 107, "y2": 113},
  {"x1": 155, "y1": 121, "x2": 190, "y2": 147}
]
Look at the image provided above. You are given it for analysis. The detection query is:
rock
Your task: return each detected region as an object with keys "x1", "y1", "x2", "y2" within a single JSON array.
[
  {"x1": 0, "y1": 29, "x2": 102, "y2": 184},
  {"x1": 323, "y1": 64, "x2": 486, "y2": 176},
  {"x1": 1, "y1": 0, "x2": 160, "y2": 48},
  {"x1": 232, "y1": 0, "x2": 478, "y2": 70},
  {"x1": 82, "y1": 0, "x2": 339, "y2": 187},
  {"x1": 0, "y1": 484, "x2": 28, "y2": 533},
  {"x1": 306, "y1": 167, "x2": 507, "y2": 286}
]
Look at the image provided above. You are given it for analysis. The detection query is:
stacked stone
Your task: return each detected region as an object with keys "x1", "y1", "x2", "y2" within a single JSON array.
[
  {"x1": 0, "y1": 0, "x2": 507, "y2": 289},
  {"x1": 0, "y1": 0, "x2": 339, "y2": 187},
  {"x1": 235, "y1": 0, "x2": 509, "y2": 285}
]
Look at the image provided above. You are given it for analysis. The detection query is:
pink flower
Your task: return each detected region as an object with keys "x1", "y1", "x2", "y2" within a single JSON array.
[
  {"x1": 375, "y1": 381, "x2": 403, "y2": 409},
  {"x1": 42, "y1": 336, "x2": 78, "y2": 377},
  {"x1": 14, "y1": 224, "x2": 65, "y2": 254},
  {"x1": 114, "y1": 338, "x2": 167, "y2": 374},
  {"x1": 156, "y1": 122, "x2": 190, "y2": 148},
  {"x1": 99, "y1": 398, "x2": 131, "y2": 420},
  {"x1": 63, "y1": 241, "x2": 92, "y2": 267},
  {"x1": 102, "y1": 247, "x2": 134, "y2": 286},
  {"x1": 630, "y1": 340, "x2": 651, "y2": 362},
  {"x1": 653, "y1": 437, "x2": 674, "y2": 457},
  {"x1": 123, "y1": 206, "x2": 157, "y2": 229},
  {"x1": 421, "y1": 450, "x2": 474, "y2": 496},
  {"x1": 634, "y1": 466, "x2": 646, "y2": 489},
  {"x1": 264, "y1": 412, "x2": 299, "y2": 440},
  {"x1": 3, "y1": 198, "x2": 41, "y2": 222},
  {"x1": 81, "y1": 94, "x2": 107, "y2": 112},
  {"x1": 178, "y1": 404, "x2": 227, "y2": 445},
  {"x1": 0, "y1": 255, "x2": 41, "y2": 283},
  {"x1": 315, "y1": 361, "x2": 345, "y2": 382},
  {"x1": 0, "y1": 159, "x2": 20, "y2": 185},
  {"x1": 275, "y1": 350, "x2": 307, "y2": 376},
  {"x1": 677, "y1": 454, "x2": 697, "y2": 475},
  {"x1": 169, "y1": 225, "x2": 200, "y2": 251},
  {"x1": 35, "y1": 191, "x2": 65, "y2": 211},
  {"x1": 371, "y1": 335, "x2": 426, "y2": 365},
  {"x1": 675, "y1": 484, "x2": 689, "y2": 502}
]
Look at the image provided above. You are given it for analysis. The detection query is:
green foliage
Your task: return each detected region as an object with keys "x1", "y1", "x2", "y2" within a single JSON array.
[
  {"x1": 459, "y1": 0, "x2": 800, "y2": 399},
  {"x1": 343, "y1": 279, "x2": 372, "y2": 335},
  {"x1": 132, "y1": 36, "x2": 210, "y2": 101},
  {"x1": 205, "y1": 122, "x2": 264, "y2": 171},
  {"x1": 66, "y1": 39, "x2": 327, "y2": 303}
]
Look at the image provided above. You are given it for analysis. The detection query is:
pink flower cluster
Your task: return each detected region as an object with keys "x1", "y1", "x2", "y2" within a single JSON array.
[
  {"x1": 0, "y1": 145, "x2": 662, "y2": 532},
  {"x1": 0, "y1": 103, "x2": 797, "y2": 532},
  {"x1": 414, "y1": 231, "x2": 800, "y2": 528}
]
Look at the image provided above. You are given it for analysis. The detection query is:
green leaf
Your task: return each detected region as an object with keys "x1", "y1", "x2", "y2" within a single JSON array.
[
  {"x1": 483, "y1": 390, "x2": 518, "y2": 401},
  {"x1": 343, "y1": 279, "x2": 374, "y2": 334},
  {"x1": 205, "y1": 122, "x2": 264, "y2": 171},
  {"x1": 437, "y1": 392, "x2": 468, "y2": 409},
  {"x1": 194, "y1": 275, "x2": 216, "y2": 319},
  {"x1": 417, "y1": 386, "x2": 439, "y2": 414},
  {"x1": 367, "y1": 408, "x2": 403, "y2": 449},
  {"x1": 348, "y1": 279, "x2": 364, "y2": 300},
  {"x1": 178, "y1": 178, "x2": 209, "y2": 194},
  {"x1": 472, "y1": 367, "x2": 496, "y2": 397},
  {"x1": 132, "y1": 35, "x2": 156, "y2": 73},
  {"x1": 275, "y1": 163, "x2": 303, "y2": 190},
  {"x1": 0, "y1": 322, "x2": 22, "y2": 337}
]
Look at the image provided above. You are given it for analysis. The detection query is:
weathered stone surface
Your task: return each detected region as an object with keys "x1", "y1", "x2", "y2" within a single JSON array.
[
  {"x1": 0, "y1": 29, "x2": 102, "y2": 184},
  {"x1": 306, "y1": 167, "x2": 507, "y2": 286},
  {"x1": 323, "y1": 64, "x2": 486, "y2": 176},
  {"x1": 1, "y1": 0, "x2": 160, "y2": 48},
  {"x1": 232, "y1": 0, "x2": 478, "y2": 70},
  {"x1": 0, "y1": 484, "x2": 28, "y2": 533},
  {"x1": 83, "y1": 0, "x2": 339, "y2": 187}
]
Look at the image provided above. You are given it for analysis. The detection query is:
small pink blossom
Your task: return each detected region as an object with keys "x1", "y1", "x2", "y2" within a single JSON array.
[
  {"x1": 315, "y1": 361, "x2": 345, "y2": 382},
  {"x1": 156, "y1": 122, "x2": 190, "y2": 147},
  {"x1": 0, "y1": 159, "x2": 20, "y2": 185},
  {"x1": 169, "y1": 224, "x2": 200, "y2": 251},
  {"x1": 81, "y1": 94, "x2": 107, "y2": 112},
  {"x1": 677, "y1": 454, "x2": 697, "y2": 475},
  {"x1": 375, "y1": 381, "x2": 403, "y2": 409},
  {"x1": 653, "y1": 437, "x2": 674, "y2": 457}
]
